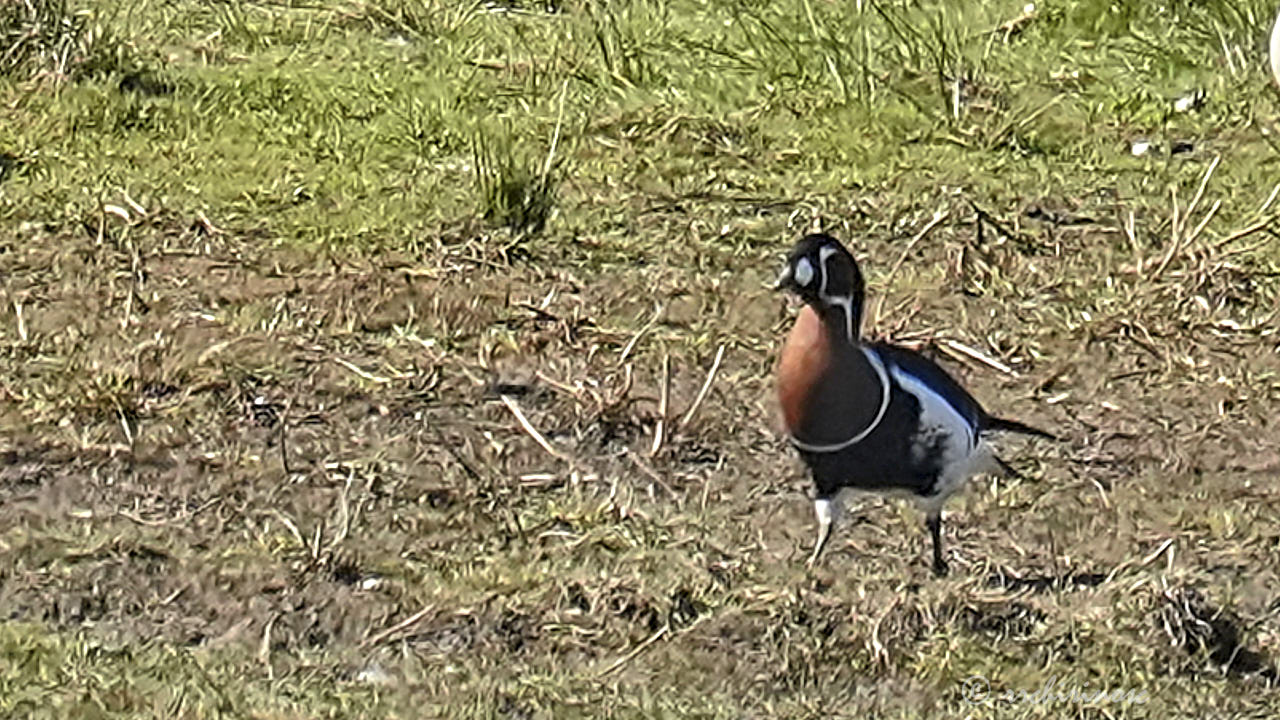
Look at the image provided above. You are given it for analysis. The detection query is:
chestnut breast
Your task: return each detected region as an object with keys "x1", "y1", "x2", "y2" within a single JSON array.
[{"x1": 777, "y1": 305, "x2": 882, "y2": 446}]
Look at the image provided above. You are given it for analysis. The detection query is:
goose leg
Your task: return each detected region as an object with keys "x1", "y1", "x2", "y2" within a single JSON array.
[
  {"x1": 926, "y1": 512, "x2": 948, "y2": 576},
  {"x1": 807, "y1": 497, "x2": 836, "y2": 568}
]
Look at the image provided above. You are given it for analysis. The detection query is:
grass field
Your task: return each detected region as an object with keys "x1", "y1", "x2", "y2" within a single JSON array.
[{"x1": 2, "y1": 0, "x2": 1280, "y2": 717}]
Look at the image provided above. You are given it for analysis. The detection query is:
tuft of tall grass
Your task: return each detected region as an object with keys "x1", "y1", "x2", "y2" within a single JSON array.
[{"x1": 472, "y1": 126, "x2": 562, "y2": 238}]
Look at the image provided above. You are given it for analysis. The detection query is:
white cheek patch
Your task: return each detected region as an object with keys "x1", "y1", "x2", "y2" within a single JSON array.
[{"x1": 794, "y1": 257, "x2": 815, "y2": 287}]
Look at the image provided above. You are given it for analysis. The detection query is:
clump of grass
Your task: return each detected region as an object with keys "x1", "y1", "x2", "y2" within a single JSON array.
[
  {"x1": 1155, "y1": 585, "x2": 1272, "y2": 677},
  {"x1": 586, "y1": 0, "x2": 669, "y2": 89},
  {"x1": 361, "y1": 0, "x2": 484, "y2": 42},
  {"x1": 0, "y1": 0, "x2": 130, "y2": 82},
  {"x1": 472, "y1": 124, "x2": 563, "y2": 238},
  {"x1": 1, "y1": 0, "x2": 84, "y2": 79},
  {"x1": 1150, "y1": 0, "x2": 1277, "y2": 79}
]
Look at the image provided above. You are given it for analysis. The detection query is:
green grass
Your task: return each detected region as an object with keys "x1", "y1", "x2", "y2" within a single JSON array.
[
  {"x1": 3, "y1": 0, "x2": 1275, "y2": 245},
  {"x1": 2, "y1": 0, "x2": 1280, "y2": 717}
]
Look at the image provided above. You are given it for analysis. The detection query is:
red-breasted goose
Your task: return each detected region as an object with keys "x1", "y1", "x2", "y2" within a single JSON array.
[{"x1": 776, "y1": 233, "x2": 1054, "y2": 576}]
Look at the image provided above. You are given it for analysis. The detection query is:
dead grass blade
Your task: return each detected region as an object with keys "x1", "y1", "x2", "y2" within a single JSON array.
[
  {"x1": 362, "y1": 604, "x2": 437, "y2": 648},
  {"x1": 332, "y1": 357, "x2": 393, "y2": 384},
  {"x1": 1153, "y1": 155, "x2": 1220, "y2": 279},
  {"x1": 1204, "y1": 215, "x2": 1276, "y2": 255},
  {"x1": 619, "y1": 303, "x2": 664, "y2": 365},
  {"x1": 501, "y1": 394, "x2": 569, "y2": 463},
  {"x1": 596, "y1": 625, "x2": 669, "y2": 678},
  {"x1": 938, "y1": 337, "x2": 1018, "y2": 377},
  {"x1": 259, "y1": 613, "x2": 278, "y2": 669},
  {"x1": 678, "y1": 343, "x2": 725, "y2": 430},
  {"x1": 650, "y1": 352, "x2": 671, "y2": 456}
]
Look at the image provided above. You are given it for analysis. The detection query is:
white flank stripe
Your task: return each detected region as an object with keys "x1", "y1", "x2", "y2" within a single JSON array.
[
  {"x1": 887, "y1": 365, "x2": 975, "y2": 452},
  {"x1": 888, "y1": 363, "x2": 980, "y2": 503}
]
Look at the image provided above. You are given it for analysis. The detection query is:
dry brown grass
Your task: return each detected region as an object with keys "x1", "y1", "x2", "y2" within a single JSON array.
[{"x1": 3, "y1": 174, "x2": 1279, "y2": 716}]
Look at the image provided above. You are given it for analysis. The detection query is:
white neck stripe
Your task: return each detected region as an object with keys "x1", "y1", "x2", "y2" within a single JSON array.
[
  {"x1": 788, "y1": 345, "x2": 891, "y2": 453},
  {"x1": 816, "y1": 246, "x2": 855, "y2": 342}
]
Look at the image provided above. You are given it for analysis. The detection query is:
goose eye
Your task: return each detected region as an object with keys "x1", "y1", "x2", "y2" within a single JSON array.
[{"x1": 794, "y1": 257, "x2": 815, "y2": 287}]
